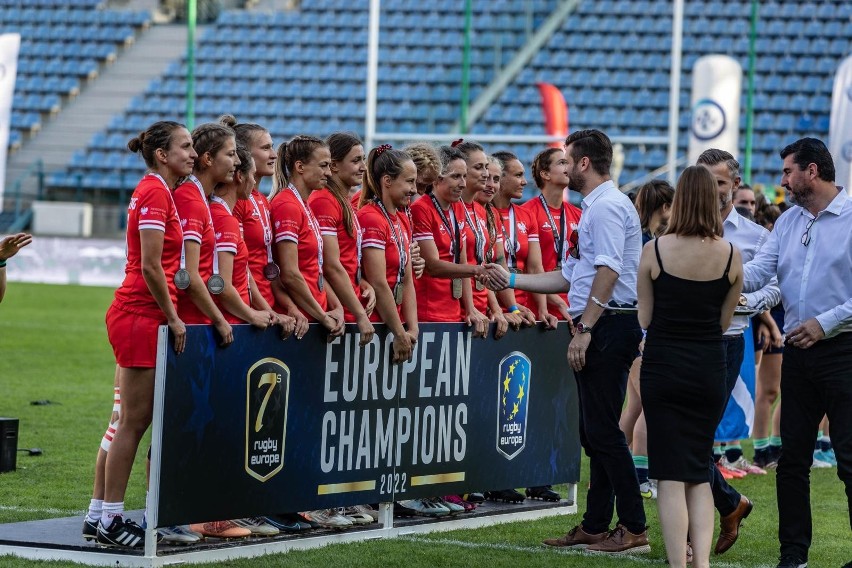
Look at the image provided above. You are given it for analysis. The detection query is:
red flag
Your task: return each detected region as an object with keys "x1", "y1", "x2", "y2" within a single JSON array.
[{"x1": 537, "y1": 83, "x2": 569, "y2": 149}]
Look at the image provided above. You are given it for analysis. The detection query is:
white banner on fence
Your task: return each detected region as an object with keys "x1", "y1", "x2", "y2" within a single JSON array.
[
  {"x1": 0, "y1": 235, "x2": 126, "y2": 287},
  {"x1": 829, "y1": 54, "x2": 852, "y2": 195},
  {"x1": 0, "y1": 34, "x2": 20, "y2": 213},
  {"x1": 688, "y1": 55, "x2": 742, "y2": 165}
]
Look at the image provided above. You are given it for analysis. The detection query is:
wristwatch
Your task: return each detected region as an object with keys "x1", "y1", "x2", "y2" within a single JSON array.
[{"x1": 576, "y1": 321, "x2": 593, "y2": 334}]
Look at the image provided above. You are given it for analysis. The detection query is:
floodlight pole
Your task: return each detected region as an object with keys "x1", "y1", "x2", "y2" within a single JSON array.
[
  {"x1": 365, "y1": 0, "x2": 380, "y2": 149},
  {"x1": 666, "y1": 0, "x2": 684, "y2": 183},
  {"x1": 186, "y1": 0, "x2": 197, "y2": 130},
  {"x1": 460, "y1": 0, "x2": 472, "y2": 133},
  {"x1": 743, "y1": 0, "x2": 759, "y2": 185}
]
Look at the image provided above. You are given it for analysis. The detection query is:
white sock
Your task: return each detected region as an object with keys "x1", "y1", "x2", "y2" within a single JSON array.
[
  {"x1": 87, "y1": 499, "x2": 103, "y2": 522},
  {"x1": 101, "y1": 501, "x2": 124, "y2": 527}
]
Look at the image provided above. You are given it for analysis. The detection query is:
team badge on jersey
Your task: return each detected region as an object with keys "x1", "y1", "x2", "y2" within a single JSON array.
[
  {"x1": 496, "y1": 352, "x2": 532, "y2": 460},
  {"x1": 245, "y1": 358, "x2": 290, "y2": 482}
]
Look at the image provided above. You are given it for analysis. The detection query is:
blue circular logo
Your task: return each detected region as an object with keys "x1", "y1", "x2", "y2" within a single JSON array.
[
  {"x1": 691, "y1": 99, "x2": 726, "y2": 141},
  {"x1": 841, "y1": 140, "x2": 852, "y2": 163}
]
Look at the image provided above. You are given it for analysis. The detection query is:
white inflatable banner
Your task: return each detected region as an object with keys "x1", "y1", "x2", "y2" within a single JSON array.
[
  {"x1": 0, "y1": 33, "x2": 21, "y2": 212},
  {"x1": 829, "y1": 54, "x2": 852, "y2": 195},
  {"x1": 688, "y1": 55, "x2": 742, "y2": 165}
]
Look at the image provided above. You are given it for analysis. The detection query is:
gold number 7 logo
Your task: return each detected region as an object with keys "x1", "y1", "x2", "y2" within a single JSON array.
[{"x1": 255, "y1": 372, "x2": 280, "y2": 433}]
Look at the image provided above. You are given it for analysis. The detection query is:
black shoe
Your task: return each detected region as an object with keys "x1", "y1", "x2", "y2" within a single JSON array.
[
  {"x1": 96, "y1": 517, "x2": 146, "y2": 548},
  {"x1": 484, "y1": 489, "x2": 525, "y2": 503},
  {"x1": 393, "y1": 501, "x2": 417, "y2": 517},
  {"x1": 82, "y1": 517, "x2": 98, "y2": 541},
  {"x1": 776, "y1": 555, "x2": 807, "y2": 568},
  {"x1": 464, "y1": 492, "x2": 485, "y2": 504},
  {"x1": 526, "y1": 485, "x2": 561, "y2": 501},
  {"x1": 265, "y1": 513, "x2": 312, "y2": 532}
]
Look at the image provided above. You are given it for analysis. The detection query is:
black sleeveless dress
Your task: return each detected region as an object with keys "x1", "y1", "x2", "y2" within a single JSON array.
[{"x1": 640, "y1": 239, "x2": 733, "y2": 483}]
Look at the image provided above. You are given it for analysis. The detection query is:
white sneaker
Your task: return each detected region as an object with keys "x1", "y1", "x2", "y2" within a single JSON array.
[
  {"x1": 341, "y1": 507, "x2": 373, "y2": 525},
  {"x1": 351, "y1": 504, "x2": 379, "y2": 521},
  {"x1": 812, "y1": 453, "x2": 833, "y2": 468},
  {"x1": 639, "y1": 480, "x2": 657, "y2": 499},
  {"x1": 398, "y1": 499, "x2": 450, "y2": 517},
  {"x1": 157, "y1": 525, "x2": 202, "y2": 544},
  {"x1": 304, "y1": 509, "x2": 353, "y2": 529},
  {"x1": 231, "y1": 517, "x2": 280, "y2": 536},
  {"x1": 728, "y1": 456, "x2": 767, "y2": 475}
]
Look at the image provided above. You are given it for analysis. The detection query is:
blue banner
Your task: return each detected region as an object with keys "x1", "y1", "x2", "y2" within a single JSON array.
[
  {"x1": 154, "y1": 323, "x2": 580, "y2": 527},
  {"x1": 715, "y1": 326, "x2": 756, "y2": 441}
]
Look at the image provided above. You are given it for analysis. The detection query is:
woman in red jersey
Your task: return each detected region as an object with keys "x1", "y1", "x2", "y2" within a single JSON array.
[
  {"x1": 172, "y1": 123, "x2": 238, "y2": 343},
  {"x1": 220, "y1": 116, "x2": 310, "y2": 340},
  {"x1": 308, "y1": 132, "x2": 375, "y2": 343},
  {"x1": 490, "y1": 151, "x2": 555, "y2": 328},
  {"x1": 475, "y1": 155, "x2": 537, "y2": 329},
  {"x1": 269, "y1": 135, "x2": 344, "y2": 337},
  {"x1": 98, "y1": 121, "x2": 196, "y2": 548},
  {"x1": 524, "y1": 148, "x2": 583, "y2": 321},
  {"x1": 210, "y1": 144, "x2": 294, "y2": 334},
  {"x1": 357, "y1": 145, "x2": 418, "y2": 362},
  {"x1": 410, "y1": 145, "x2": 488, "y2": 336}
]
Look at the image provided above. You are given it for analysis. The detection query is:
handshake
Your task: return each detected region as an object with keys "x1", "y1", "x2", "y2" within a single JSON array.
[{"x1": 475, "y1": 263, "x2": 514, "y2": 291}]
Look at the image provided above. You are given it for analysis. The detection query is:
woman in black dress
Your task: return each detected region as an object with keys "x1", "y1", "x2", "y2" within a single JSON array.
[{"x1": 637, "y1": 165, "x2": 743, "y2": 568}]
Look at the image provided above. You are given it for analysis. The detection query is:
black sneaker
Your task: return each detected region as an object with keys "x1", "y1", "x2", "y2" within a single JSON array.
[
  {"x1": 484, "y1": 489, "x2": 525, "y2": 503},
  {"x1": 96, "y1": 517, "x2": 146, "y2": 548},
  {"x1": 393, "y1": 501, "x2": 417, "y2": 517},
  {"x1": 464, "y1": 492, "x2": 485, "y2": 504},
  {"x1": 264, "y1": 513, "x2": 312, "y2": 532},
  {"x1": 776, "y1": 555, "x2": 807, "y2": 568},
  {"x1": 526, "y1": 485, "x2": 561, "y2": 501},
  {"x1": 82, "y1": 517, "x2": 98, "y2": 541}
]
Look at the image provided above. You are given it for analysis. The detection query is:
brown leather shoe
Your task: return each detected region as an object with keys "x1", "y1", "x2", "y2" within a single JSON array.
[
  {"x1": 715, "y1": 495, "x2": 753, "y2": 554},
  {"x1": 542, "y1": 525, "x2": 607, "y2": 548},
  {"x1": 586, "y1": 523, "x2": 651, "y2": 554}
]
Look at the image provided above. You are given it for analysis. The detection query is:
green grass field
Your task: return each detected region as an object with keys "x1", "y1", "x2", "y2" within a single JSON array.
[{"x1": 0, "y1": 283, "x2": 848, "y2": 567}]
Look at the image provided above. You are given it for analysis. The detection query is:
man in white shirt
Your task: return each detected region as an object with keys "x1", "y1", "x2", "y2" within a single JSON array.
[
  {"x1": 697, "y1": 149, "x2": 782, "y2": 555},
  {"x1": 742, "y1": 137, "x2": 852, "y2": 568},
  {"x1": 484, "y1": 130, "x2": 649, "y2": 554}
]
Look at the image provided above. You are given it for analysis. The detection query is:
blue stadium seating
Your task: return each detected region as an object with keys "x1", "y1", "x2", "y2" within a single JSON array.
[
  {"x1": 48, "y1": 0, "x2": 851, "y2": 195},
  {"x1": 5, "y1": 1, "x2": 151, "y2": 150}
]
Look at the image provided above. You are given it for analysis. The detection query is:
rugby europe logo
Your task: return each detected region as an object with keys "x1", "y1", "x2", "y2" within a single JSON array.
[
  {"x1": 244, "y1": 358, "x2": 290, "y2": 482},
  {"x1": 496, "y1": 352, "x2": 532, "y2": 460}
]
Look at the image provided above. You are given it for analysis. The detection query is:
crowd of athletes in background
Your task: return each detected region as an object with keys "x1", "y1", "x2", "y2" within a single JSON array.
[{"x1": 13, "y1": 114, "x2": 834, "y2": 565}]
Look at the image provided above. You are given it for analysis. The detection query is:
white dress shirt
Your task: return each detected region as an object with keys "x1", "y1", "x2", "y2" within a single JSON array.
[
  {"x1": 723, "y1": 208, "x2": 781, "y2": 336},
  {"x1": 562, "y1": 180, "x2": 641, "y2": 319},
  {"x1": 744, "y1": 187, "x2": 852, "y2": 338}
]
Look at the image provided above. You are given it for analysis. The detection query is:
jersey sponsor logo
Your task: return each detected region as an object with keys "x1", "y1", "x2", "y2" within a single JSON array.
[
  {"x1": 496, "y1": 352, "x2": 531, "y2": 460},
  {"x1": 129, "y1": 197, "x2": 138, "y2": 210},
  {"x1": 517, "y1": 222, "x2": 528, "y2": 234},
  {"x1": 141, "y1": 206, "x2": 149, "y2": 215},
  {"x1": 215, "y1": 232, "x2": 223, "y2": 240},
  {"x1": 245, "y1": 358, "x2": 290, "y2": 482}
]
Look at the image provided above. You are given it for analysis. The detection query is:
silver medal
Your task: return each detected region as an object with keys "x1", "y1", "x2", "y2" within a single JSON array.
[
  {"x1": 318, "y1": 273, "x2": 324, "y2": 292},
  {"x1": 174, "y1": 268, "x2": 190, "y2": 290},
  {"x1": 451, "y1": 278, "x2": 462, "y2": 299},
  {"x1": 475, "y1": 280, "x2": 484, "y2": 291},
  {"x1": 393, "y1": 283, "x2": 404, "y2": 305},
  {"x1": 263, "y1": 262, "x2": 280, "y2": 281},
  {"x1": 207, "y1": 274, "x2": 225, "y2": 295}
]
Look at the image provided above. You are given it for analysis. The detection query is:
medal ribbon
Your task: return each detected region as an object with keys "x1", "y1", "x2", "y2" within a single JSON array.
[{"x1": 538, "y1": 195, "x2": 566, "y2": 266}]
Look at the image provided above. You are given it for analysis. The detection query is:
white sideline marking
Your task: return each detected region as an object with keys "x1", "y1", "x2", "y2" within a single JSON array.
[
  {"x1": 0, "y1": 505, "x2": 83, "y2": 516},
  {"x1": 400, "y1": 535, "x2": 775, "y2": 568}
]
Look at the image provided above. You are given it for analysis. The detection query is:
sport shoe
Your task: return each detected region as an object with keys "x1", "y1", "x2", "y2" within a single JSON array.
[
  {"x1": 526, "y1": 485, "x2": 561, "y2": 501},
  {"x1": 443, "y1": 494, "x2": 476, "y2": 511},
  {"x1": 350, "y1": 504, "x2": 380, "y2": 521},
  {"x1": 303, "y1": 509, "x2": 353, "y2": 529},
  {"x1": 720, "y1": 456, "x2": 751, "y2": 476},
  {"x1": 96, "y1": 516, "x2": 146, "y2": 548},
  {"x1": 393, "y1": 501, "x2": 418, "y2": 517},
  {"x1": 639, "y1": 480, "x2": 657, "y2": 499},
  {"x1": 158, "y1": 525, "x2": 202, "y2": 544},
  {"x1": 542, "y1": 524, "x2": 607, "y2": 548},
  {"x1": 464, "y1": 492, "x2": 485, "y2": 503},
  {"x1": 812, "y1": 452, "x2": 833, "y2": 468},
  {"x1": 586, "y1": 524, "x2": 651, "y2": 554},
  {"x1": 341, "y1": 507, "x2": 373, "y2": 525},
  {"x1": 82, "y1": 517, "x2": 98, "y2": 541},
  {"x1": 189, "y1": 520, "x2": 251, "y2": 539},
  {"x1": 433, "y1": 497, "x2": 465, "y2": 514},
  {"x1": 231, "y1": 517, "x2": 280, "y2": 536},
  {"x1": 264, "y1": 513, "x2": 312, "y2": 532},
  {"x1": 484, "y1": 489, "x2": 525, "y2": 503},
  {"x1": 727, "y1": 456, "x2": 767, "y2": 475},
  {"x1": 814, "y1": 449, "x2": 837, "y2": 466},
  {"x1": 717, "y1": 461, "x2": 746, "y2": 479},
  {"x1": 776, "y1": 554, "x2": 807, "y2": 567},
  {"x1": 397, "y1": 499, "x2": 450, "y2": 517}
]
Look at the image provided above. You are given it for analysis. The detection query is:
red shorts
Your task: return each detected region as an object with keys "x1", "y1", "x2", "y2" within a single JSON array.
[{"x1": 106, "y1": 304, "x2": 163, "y2": 368}]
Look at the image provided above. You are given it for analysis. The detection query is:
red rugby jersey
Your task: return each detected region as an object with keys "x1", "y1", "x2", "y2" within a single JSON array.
[
  {"x1": 211, "y1": 197, "x2": 250, "y2": 324},
  {"x1": 234, "y1": 189, "x2": 274, "y2": 308},
  {"x1": 112, "y1": 174, "x2": 183, "y2": 320},
  {"x1": 495, "y1": 204, "x2": 539, "y2": 312},
  {"x1": 173, "y1": 176, "x2": 216, "y2": 324},
  {"x1": 270, "y1": 187, "x2": 327, "y2": 318},
  {"x1": 358, "y1": 201, "x2": 410, "y2": 323}
]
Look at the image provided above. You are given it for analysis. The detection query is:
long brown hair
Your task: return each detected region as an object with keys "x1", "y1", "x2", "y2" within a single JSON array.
[
  {"x1": 666, "y1": 165, "x2": 723, "y2": 238},
  {"x1": 269, "y1": 135, "x2": 326, "y2": 199},
  {"x1": 326, "y1": 131, "x2": 362, "y2": 236},
  {"x1": 360, "y1": 145, "x2": 410, "y2": 207},
  {"x1": 635, "y1": 179, "x2": 674, "y2": 236}
]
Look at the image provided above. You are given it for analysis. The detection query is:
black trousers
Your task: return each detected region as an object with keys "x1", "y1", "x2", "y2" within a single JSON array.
[
  {"x1": 575, "y1": 313, "x2": 646, "y2": 535},
  {"x1": 778, "y1": 332, "x2": 852, "y2": 561},
  {"x1": 709, "y1": 334, "x2": 745, "y2": 517}
]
